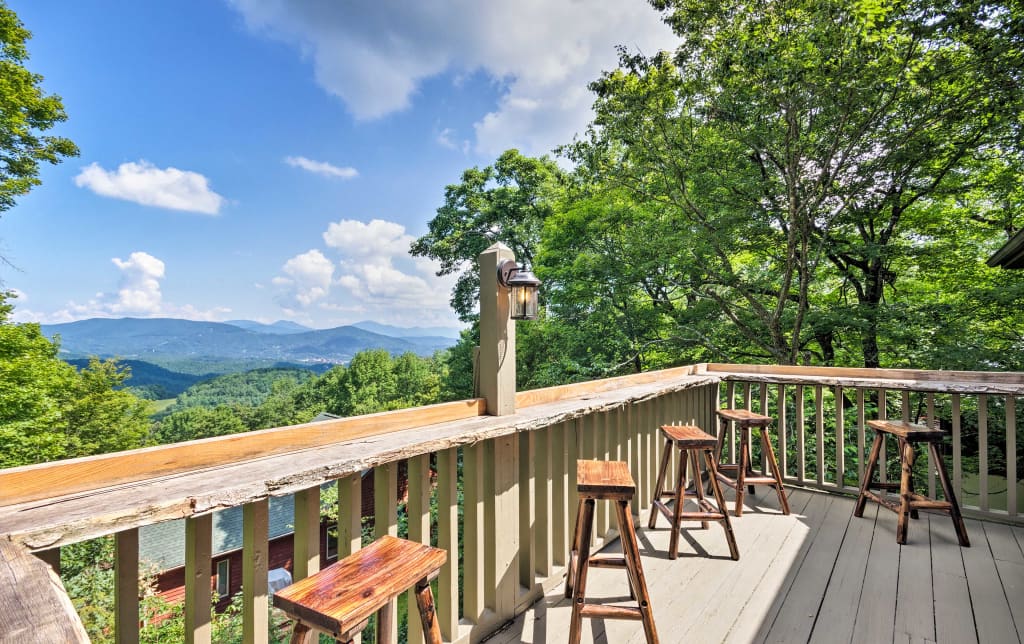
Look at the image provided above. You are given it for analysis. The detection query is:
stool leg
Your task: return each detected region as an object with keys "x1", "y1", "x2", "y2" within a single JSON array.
[
  {"x1": 668, "y1": 446, "x2": 688, "y2": 560},
  {"x1": 705, "y1": 450, "x2": 739, "y2": 561},
  {"x1": 855, "y1": 433, "x2": 884, "y2": 518},
  {"x1": 615, "y1": 500, "x2": 659, "y2": 644},
  {"x1": 759, "y1": 425, "x2": 790, "y2": 515},
  {"x1": 414, "y1": 576, "x2": 443, "y2": 644},
  {"x1": 689, "y1": 449, "x2": 709, "y2": 529},
  {"x1": 897, "y1": 438, "x2": 915, "y2": 545},
  {"x1": 289, "y1": 623, "x2": 314, "y2": 644},
  {"x1": 565, "y1": 498, "x2": 585, "y2": 598},
  {"x1": 568, "y1": 499, "x2": 595, "y2": 644},
  {"x1": 930, "y1": 442, "x2": 970, "y2": 547},
  {"x1": 649, "y1": 437, "x2": 673, "y2": 529},
  {"x1": 735, "y1": 428, "x2": 749, "y2": 516}
]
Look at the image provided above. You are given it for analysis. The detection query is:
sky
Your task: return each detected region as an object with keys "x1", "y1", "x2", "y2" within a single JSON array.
[{"x1": 2, "y1": 0, "x2": 678, "y2": 330}]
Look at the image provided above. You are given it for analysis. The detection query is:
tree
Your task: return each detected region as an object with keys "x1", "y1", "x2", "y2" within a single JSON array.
[
  {"x1": 569, "y1": 0, "x2": 1024, "y2": 367},
  {"x1": 411, "y1": 149, "x2": 562, "y2": 322},
  {"x1": 0, "y1": 2, "x2": 78, "y2": 223}
]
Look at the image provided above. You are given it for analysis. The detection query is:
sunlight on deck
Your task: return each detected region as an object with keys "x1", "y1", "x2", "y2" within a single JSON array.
[{"x1": 489, "y1": 488, "x2": 1024, "y2": 644}]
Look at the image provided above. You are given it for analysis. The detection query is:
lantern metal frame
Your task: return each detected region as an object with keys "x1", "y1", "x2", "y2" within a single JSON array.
[{"x1": 496, "y1": 259, "x2": 541, "y2": 320}]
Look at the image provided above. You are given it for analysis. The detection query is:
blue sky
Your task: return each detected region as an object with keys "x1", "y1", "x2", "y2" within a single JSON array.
[{"x1": 2, "y1": 0, "x2": 676, "y2": 329}]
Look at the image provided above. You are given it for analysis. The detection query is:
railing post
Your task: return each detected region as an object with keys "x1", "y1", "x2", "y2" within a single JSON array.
[
  {"x1": 478, "y1": 243, "x2": 520, "y2": 623},
  {"x1": 242, "y1": 500, "x2": 269, "y2": 644},
  {"x1": 293, "y1": 486, "x2": 320, "y2": 581},
  {"x1": 115, "y1": 528, "x2": 139, "y2": 644},
  {"x1": 184, "y1": 514, "x2": 212, "y2": 644}
]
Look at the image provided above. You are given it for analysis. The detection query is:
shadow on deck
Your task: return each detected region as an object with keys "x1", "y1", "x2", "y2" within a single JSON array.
[{"x1": 488, "y1": 488, "x2": 1024, "y2": 644}]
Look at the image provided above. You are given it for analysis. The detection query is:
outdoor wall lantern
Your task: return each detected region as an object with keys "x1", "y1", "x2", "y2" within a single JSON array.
[{"x1": 497, "y1": 259, "x2": 541, "y2": 320}]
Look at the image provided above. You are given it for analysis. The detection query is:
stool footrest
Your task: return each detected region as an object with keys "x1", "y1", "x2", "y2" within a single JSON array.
[
  {"x1": 579, "y1": 604, "x2": 643, "y2": 621},
  {"x1": 587, "y1": 556, "x2": 627, "y2": 568}
]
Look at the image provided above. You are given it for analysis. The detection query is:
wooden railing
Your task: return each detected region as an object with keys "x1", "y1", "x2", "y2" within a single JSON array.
[{"x1": 0, "y1": 363, "x2": 1021, "y2": 643}]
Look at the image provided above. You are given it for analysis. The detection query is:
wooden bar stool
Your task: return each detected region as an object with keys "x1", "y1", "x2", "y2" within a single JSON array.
[
  {"x1": 648, "y1": 425, "x2": 739, "y2": 560},
  {"x1": 565, "y1": 460, "x2": 658, "y2": 644},
  {"x1": 273, "y1": 535, "x2": 447, "y2": 643},
  {"x1": 855, "y1": 419, "x2": 970, "y2": 547},
  {"x1": 714, "y1": 409, "x2": 790, "y2": 516}
]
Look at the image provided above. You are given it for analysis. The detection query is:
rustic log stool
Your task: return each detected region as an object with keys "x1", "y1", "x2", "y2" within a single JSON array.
[
  {"x1": 714, "y1": 409, "x2": 790, "y2": 516},
  {"x1": 565, "y1": 460, "x2": 658, "y2": 644},
  {"x1": 648, "y1": 425, "x2": 739, "y2": 560},
  {"x1": 273, "y1": 535, "x2": 447, "y2": 644},
  {"x1": 855, "y1": 419, "x2": 970, "y2": 547}
]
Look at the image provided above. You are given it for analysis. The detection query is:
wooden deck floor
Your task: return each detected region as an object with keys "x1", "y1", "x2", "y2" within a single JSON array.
[{"x1": 487, "y1": 488, "x2": 1024, "y2": 644}]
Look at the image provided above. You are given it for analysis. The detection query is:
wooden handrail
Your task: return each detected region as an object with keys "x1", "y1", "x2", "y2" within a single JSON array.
[
  {"x1": 0, "y1": 398, "x2": 487, "y2": 508},
  {"x1": 706, "y1": 363, "x2": 1024, "y2": 387}
]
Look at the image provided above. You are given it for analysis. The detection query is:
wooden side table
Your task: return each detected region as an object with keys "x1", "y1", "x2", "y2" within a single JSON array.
[
  {"x1": 854, "y1": 419, "x2": 970, "y2": 547},
  {"x1": 273, "y1": 535, "x2": 447, "y2": 643}
]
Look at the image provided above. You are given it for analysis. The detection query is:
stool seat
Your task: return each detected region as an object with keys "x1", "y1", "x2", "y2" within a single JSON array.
[
  {"x1": 577, "y1": 459, "x2": 635, "y2": 498},
  {"x1": 661, "y1": 424, "x2": 718, "y2": 449},
  {"x1": 716, "y1": 408, "x2": 772, "y2": 426},
  {"x1": 855, "y1": 420, "x2": 969, "y2": 547},
  {"x1": 866, "y1": 419, "x2": 945, "y2": 441},
  {"x1": 274, "y1": 535, "x2": 446, "y2": 642}
]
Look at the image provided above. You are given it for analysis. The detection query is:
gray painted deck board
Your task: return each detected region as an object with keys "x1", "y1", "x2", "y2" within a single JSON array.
[{"x1": 493, "y1": 489, "x2": 1013, "y2": 644}]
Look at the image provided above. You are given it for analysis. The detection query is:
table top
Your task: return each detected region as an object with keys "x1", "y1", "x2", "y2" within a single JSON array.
[{"x1": 866, "y1": 419, "x2": 945, "y2": 440}]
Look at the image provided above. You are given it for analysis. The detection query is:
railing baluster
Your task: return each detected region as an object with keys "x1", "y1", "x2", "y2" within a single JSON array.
[
  {"x1": 760, "y1": 383, "x2": 769, "y2": 472},
  {"x1": 835, "y1": 385, "x2": 845, "y2": 489},
  {"x1": 778, "y1": 384, "x2": 787, "y2": 480},
  {"x1": 115, "y1": 528, "x2": 139, "y2": 644},
  {"x1": 485, "y1": 434, "x2": 519, "y2": 621},
  {"x1": 519, "y1": 429, "x2": 536, "y2": 588},
  {"x1": 1008, "y1": 396, "x2": 1017, "y2": 518},
  {"x1": 927, "y1": 392, "x2": 936, "y2": 499},
  {"x1": 879, "y1": 388, "x2": 887, "y2": 484},
  {"x1": 184, "y1": 514, "x2": 212, "y2": 644},
  {"x1": 336, "y1": 474, "x2": 361, "y2": 644},
  {"x1": 727, "y1": 381, "x2": 737, "y2": 465},
  {"x1": 406, "y1": 453, "x2": 431, "y2": 644},
  {"x1": 242, "y1": 499, "x2": 269, "y2": 644},
  {"x1": 535, "y1": 425, "x2": 553, "y2": 579},
  {"x1": 980, "y1": 394, "x2": 989, "y2": 511},
  {"x1": 552, "y1": 422, "x2": 570, "y2": 567},
  {"x1": 902, "y1": 390, "x2": 911, "y2": 422},
  {"x1": 952, "y1": 394, "x2": 963, "y2": 505},
  {"x1": 596, "y1": 412, "x2": 610, "y2": 539},
  {"x1": 374, "y1": 463, "x2": 398, "y2": 642},
  {"x1": 627, "y1": 403, "x2": 640, "y2": 515},
  {"x1": 292, "y1": 486, "x2": 320, "y2": 581},
  {"x1": 463, "y1": 442, "x2": 485, "y2": 626},
  {"x1": 815, "y1": 385, "x2": 824, "y2": 486},
  {"x1": 436, "y1": 447, "x2": 459, "y2": 641},
  {"x1": 857, "y1": 388, "x2": 866, "y2": 488},
  {"x1": 796, "y1": 384, "x2": 805, "y2": 484}
]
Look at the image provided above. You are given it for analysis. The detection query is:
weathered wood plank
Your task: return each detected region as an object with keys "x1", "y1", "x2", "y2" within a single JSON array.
[
  {"x1": 0, "y1": 398, "x2": 487, "y2": 508},
  {"x1": 115, "y1": 528, "x2": 139, "y2": 644},
  {"x1": 895, "y1": 524, "x2": 935, "y2": 642},
  {"x1": 0, "y1": 539, "x2": 89, "y2": 643},
  {"x1": 930, "y1": 514, "x2": 977, "y2": 644},
  {"x1": 184, "y1": 514, "x2": 212, "y2": 644},
  {"x1": 242, "y1": 500, "x2": 269, "y2": 644},
  {"x1": 808, "y1": 503, "x2": 877, "y2": 644},
  {"x1": 962, "y1": 519, "x2": 1019, "y2": 644},
  {"x1": 850, "y1": 501, "x2": 899, "y2": 644}
]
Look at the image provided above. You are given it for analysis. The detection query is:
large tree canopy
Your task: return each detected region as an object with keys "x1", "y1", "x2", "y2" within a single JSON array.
[
  {"x1": 563, "y1": 0, "x2": 1023, "y2": 367},
  {"x1": 0, "y1": 2, "x2": 77, "y2": 218}
]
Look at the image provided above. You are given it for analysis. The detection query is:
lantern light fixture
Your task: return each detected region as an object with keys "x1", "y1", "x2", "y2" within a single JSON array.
[{"x1": 497, "y1": 259, "x2": 541, "y2": 320}]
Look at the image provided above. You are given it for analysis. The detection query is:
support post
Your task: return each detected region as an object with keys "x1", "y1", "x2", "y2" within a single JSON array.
[{"x1": 479, "y1": 243, "x2": 517, "y2": 416}]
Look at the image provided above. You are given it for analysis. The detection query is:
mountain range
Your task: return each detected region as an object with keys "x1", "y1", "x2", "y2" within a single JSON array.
[{"x1": 42, "y1": 318, "x2": 461, "y2": 368}]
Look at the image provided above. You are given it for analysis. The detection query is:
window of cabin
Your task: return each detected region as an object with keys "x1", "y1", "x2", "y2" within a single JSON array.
[{"x1": 216, "y1": 559, "x2": 230, "y2": 597}]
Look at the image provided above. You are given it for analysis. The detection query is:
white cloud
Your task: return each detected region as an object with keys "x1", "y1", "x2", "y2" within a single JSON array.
[
  {"x1": 11, "y1": 252, "x2": 230, "y2": 323},
  {"x1": 227, "y1": 0, "x2": 678, "y2": 156},
  {"x1": 272, "y1": 218, "x2": 460, "y2": 326},
  {"x1": 110, "y1": 252, "x2": 165, "y2": 314},
  {"x1": 284, "y1": 156, "x2": 359, "y2": 179},
  {"x1": 74, "y1": 161, "x2": 226, "y2": 215}
]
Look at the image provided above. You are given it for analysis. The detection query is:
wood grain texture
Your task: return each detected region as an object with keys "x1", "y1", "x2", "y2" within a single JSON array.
[
  {"x1": 273, "y1": 536, "x2": 446, "y2": 638},
  {"x1": 576, "y1": 459, "x2": 635, "y2": 498},
  {"x1": 0, "y1": 539, "x2": 89, "y2": 643}
]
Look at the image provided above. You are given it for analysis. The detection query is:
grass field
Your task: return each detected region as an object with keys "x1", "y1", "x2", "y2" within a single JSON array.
[{"x1": 147, "y1": 398, "x2": 176, "y2": 416}]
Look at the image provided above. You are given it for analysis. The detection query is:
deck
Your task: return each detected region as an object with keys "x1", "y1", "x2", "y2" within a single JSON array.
[{"x1": 489, "y1": 488, "x2": 1024, "y2": 644}]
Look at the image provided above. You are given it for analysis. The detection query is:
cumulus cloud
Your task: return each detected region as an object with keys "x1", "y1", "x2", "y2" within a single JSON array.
[
  {"x1": 11, "y1": 252, "x2": 230, "y2": 323},
  {"x1": 273, "y1": 218, "x2": 459, "y2": 326},
  {"x1": 227, "y1": 0, "x2": 678, "y2": 156},
  {"x1": 74, "y1": 160, "x2": 226, "y2": 215},
  {"x1": 284, "y1": 156, "x2": 359, "y2": 179}
]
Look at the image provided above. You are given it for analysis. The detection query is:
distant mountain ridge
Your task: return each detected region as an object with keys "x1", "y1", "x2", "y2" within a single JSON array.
[
  {"x1": 224, "y1": 320, "x2": 311, "y2": 334},
  {"x1": 43, "y1": 317, "x2": 457, "y2": 366},
  {"x1": 351, "y1": 320, "x2": 462, "y2": 339}
]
